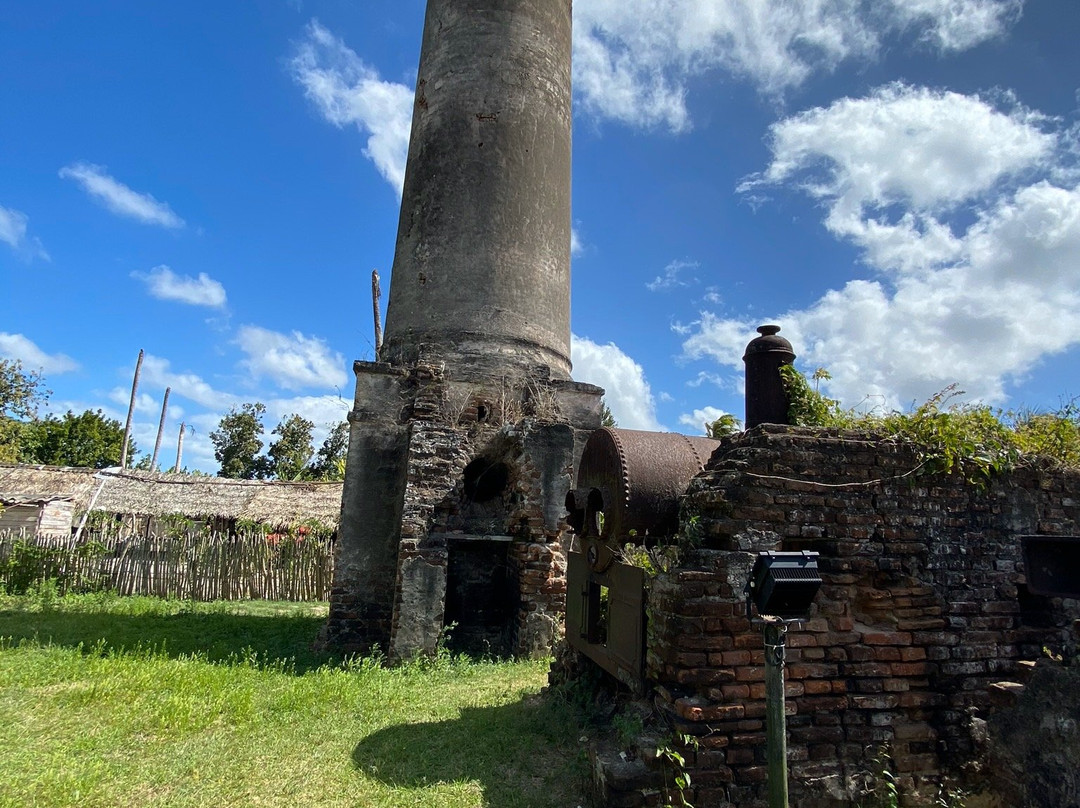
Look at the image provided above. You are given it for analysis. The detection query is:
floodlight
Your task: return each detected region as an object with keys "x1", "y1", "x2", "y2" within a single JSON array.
[{"x1": 746, "y1": 551, "x2": 822, "y2": 620}]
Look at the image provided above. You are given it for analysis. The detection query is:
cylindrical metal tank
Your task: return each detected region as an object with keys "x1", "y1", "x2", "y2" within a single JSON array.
[
  {"x1": 381, "y1": 0, "x2": 573, "y2": 381},
  {"x1": 743, "y1": 324, "x2": 795, "y2": 428},
  {"x1": 566, "y1": 428, "x2": 722, "y2": 546}
]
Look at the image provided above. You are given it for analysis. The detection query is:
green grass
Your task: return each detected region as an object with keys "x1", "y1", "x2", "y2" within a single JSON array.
[{"x1": 0, "y1": 590, "x2": 587, "y2": 808}]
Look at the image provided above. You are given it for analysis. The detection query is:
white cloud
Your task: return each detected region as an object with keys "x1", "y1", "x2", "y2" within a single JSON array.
[
  {"x1": 290, "y1": 20, "x2": 413, "y2": 194},
  {"x1": 138, "y1": 354, "x2": 236, "y2": 411},
  {"x1": 678, "y1": 406, "x2": 732, "y2": 435},
  {"x1": 264, "y1": 395, "x2": 350, "y2": 443},
  {"x1": 0, "y1": 204, "x2": 49, "y2": 260},
  {"x1": 59, "y1": 162, "x2": 184, "y2": 229},
  {"x1": 0, "y1": 205, "x2": 28, "y2": 249},
  {"x1": 573, "y1": 0, "x2": 1022, "y2": 131},
  {"x1": 741, "y1": 84, "x2": 1054, "y2": 271},
  {"x1": 132, "y1": 265, "x2": 227, "y2": 308},
  {"x1": 889, "y1": 0, "x2": 1022, "y2": 51},
  {"x1": 571, "y1": 228, "x2": 584, "y2": 256},
  {"x1": 107, "y1": 388, "x2": 173, "y2": 418},
  {"x1": 0, "y1": 333, "x2": 79, "y2": 375},
  {"x1": 571, "y1": 334, "x2": 664, "y2": 430},
  {"x1": 237, "y1": 326, "x2": 348, "y2": 392},
  {"x1": 684, "y1": 85, "x2": 1080, "y2": 411},
  {"x1": 647, "y1": 259, "x2": 699, "y2": 291}
]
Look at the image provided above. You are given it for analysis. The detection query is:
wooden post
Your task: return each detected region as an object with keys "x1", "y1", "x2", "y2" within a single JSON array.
[
  {"x1": 150, "y1": 387, "x2": 170, "y2": 471},
  {"x1": 174, "y1": 423, "x2": 186, "y2": 473},
  {"x1": 372, "y1": 269, "x2": 383, "y2": 360},
  {"x1": 120, "y1": 349, "x2": 144, "y2": 468},
  {"x1": 764, "y1": 618, "x2": 789, "y2": 808}
]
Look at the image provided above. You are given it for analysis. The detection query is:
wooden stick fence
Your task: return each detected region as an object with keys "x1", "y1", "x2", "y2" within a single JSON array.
[{"x1": 0, "y1": 529, "x2": 334, "y2": 601}]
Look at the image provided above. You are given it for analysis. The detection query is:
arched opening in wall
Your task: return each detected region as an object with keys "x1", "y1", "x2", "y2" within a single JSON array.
[
  {"x1": 444, "y1": 537, "x2": 516, "y2": 657},
  {"x1": 436, "y1": 453, "x2": 522, "y2": 656},
  {"x1": 463, "y1": 458, "x2": 510, "y2": 503}
]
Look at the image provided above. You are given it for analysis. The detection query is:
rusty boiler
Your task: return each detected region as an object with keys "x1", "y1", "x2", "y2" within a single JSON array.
[{"x1": 564, "y1": 427, "x2": 720, "y2": 688}]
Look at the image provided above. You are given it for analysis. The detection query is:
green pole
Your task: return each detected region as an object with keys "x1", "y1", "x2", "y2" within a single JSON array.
[{"x1": 764, "y1": 617, "x2": 789, "y2": 808}]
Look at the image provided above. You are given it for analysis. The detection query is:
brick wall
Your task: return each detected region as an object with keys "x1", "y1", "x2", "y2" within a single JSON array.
[{"x1": 641, "y1": 425, "x2": 1079, "y2": 807}]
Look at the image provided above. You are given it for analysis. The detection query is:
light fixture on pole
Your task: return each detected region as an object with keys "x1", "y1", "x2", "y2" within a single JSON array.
[{"x1": 745, "y1": 551, "x2": 823, "y2": 808}]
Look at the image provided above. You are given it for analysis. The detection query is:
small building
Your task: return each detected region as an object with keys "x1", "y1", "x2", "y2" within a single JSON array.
[{"x1": 0, "y1": 464, "x2": 343, "y2": 537}]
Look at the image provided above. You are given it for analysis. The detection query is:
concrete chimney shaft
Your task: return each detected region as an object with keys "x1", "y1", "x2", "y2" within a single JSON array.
[{"x1": 381, "y1": 0, "x2": 573, "y2": 381}]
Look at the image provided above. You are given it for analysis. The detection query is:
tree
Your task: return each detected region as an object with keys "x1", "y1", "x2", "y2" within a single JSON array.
[
  {"x1": 0, "y1": 359, "x2": 50, "y2": 462},
  {"x1": 308, "y1": 421, "x2": 349, "y2": 481},
  {"x1": 21, "y1": 409, "x2": 132, "y2": 468},
  {"x1": 600, "y1": 400, "x2": 617, "y2": 428},
  {"x1": 268, "y1": 414, "x2": 315, "y2": 481},
  {"x1": 210, "y1": 402, "x2": 267, "y2": 479}
]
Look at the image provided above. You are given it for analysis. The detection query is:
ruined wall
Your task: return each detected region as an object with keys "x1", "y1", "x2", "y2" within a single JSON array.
[
  {"x1": 638, "y1": 425, "x2": 1079, "y2": 807},
  {"x1": 326, "y1": 352, "x2": 602, "y2": 659}
]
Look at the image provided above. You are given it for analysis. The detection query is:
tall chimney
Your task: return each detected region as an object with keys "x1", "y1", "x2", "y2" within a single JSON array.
[
  {"x1": 381, "y1": 0, "x2": 573, "y2": 381},
  {"x1": 327, "y1": 0, "x2": 603, "y2": 660}
]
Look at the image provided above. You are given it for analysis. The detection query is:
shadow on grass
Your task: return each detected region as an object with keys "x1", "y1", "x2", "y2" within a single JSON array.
[
  {"x1": 0, "y1": 607, "x2": 333, "y2": 673},
  {"x1": 352, "y1": 698, "x2": 585, "y2": 808}
]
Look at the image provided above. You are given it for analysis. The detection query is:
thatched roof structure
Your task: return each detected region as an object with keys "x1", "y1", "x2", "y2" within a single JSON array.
[{"x1": 0, "y1": 464, "x2": 343, "y2": 529}]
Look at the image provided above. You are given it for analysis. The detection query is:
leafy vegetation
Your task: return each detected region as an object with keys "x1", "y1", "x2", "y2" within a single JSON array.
[
  {"x1": 210, "y1": 402, "x2": 269, "y2": 479},
  {"x1": 600, "y1": 399, "x2": 617, "y2": 428},
  {"x1": 20, "y1": 409, "x2": 132, "y2": 468},
  {"x1": 705, "y1": 413, "x2": 740, "y2": 439},
  {"x1": 0, "y1": 361, "x2": 136, "y2": 468},
  {"x1": 268, "y1": 413, "x2": 316, "y2": 481},
  {"x1": 210, "y1": 403, "x2": 346, "y2": 481},
  {"x1": 0, "y1": 592, "x2": 586, "y2": 807},
  {"x1": 308, "y1": 421, "x2": 349, "y2": 481},
  {"x1": 0, "y1": 358, "x2": 49, "y2": 462},
  {"x1": 779, "y1": 365, "x2": 1080, "y2": 483}
]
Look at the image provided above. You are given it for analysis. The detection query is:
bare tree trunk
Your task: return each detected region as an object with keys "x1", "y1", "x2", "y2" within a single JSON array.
[
  {"x1": 174, "y1": 422, "x2": 186, "y2": 473},
  {"x1": 120, "y1": 349, "x2": 144, "y2": 468},
  {"x1": 150, "y1": 387, "x2": 170, "y2": 470},
  {"x1": 372, "y1": 269, "x2": 383, "y2": 360}
]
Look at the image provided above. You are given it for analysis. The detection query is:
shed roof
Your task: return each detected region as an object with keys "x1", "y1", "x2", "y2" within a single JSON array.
[{"x1": 0, "y1": 464, "x2": 343, "y2": 529}]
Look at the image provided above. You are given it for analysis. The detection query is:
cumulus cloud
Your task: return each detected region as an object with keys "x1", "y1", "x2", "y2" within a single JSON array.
[
  {"x1": 573, "y1": 0, "x2": 1021, "y2": 131},
  {"x1": 290, "y1": 20, "x2": 414, "y2": 194},
  {"x1": 107, "y1": 388, "x2": 174, "y2": 418},
  {"x1": 59, "y1": 162, "x2": 184, "y2": 228},
  {"x1": 237, "y1": 326, "x2": 348, "y2": 392},
  {"x1": 138, "y1": 354, "x2": 236, "y2": 411},
  {"x1": 683, "y1": 84, "x2": 1080, "y2": 410},
  {"x1": 740, "y1": 84, "x2": 1054, "y2": 270},
  {"x1": 0, "y1": 333, "x2": 79, "y2": 375},
  {"x1": 0, "y1": 205, "x2": 49, "y2": 260},
  {"x1": 132, "y1": 265, "x2": 227, "y2": 308},
  {"x1": 571, "y1": 334, "x2": 664, "y2": 430}
]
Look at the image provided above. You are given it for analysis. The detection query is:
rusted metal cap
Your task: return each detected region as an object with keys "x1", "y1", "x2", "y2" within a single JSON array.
[{"x1": 742, "y1": 324, "x2": 794, "y2": 360}]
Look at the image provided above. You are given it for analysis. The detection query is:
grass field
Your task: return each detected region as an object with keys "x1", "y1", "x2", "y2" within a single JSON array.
[{"x1": 0, "y1": 588, "x2": 588, "y2": 808}]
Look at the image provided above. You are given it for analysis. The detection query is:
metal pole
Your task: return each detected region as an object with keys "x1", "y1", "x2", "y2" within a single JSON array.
[{"x1": 764, "y1": 617, "x2": 789, "y2": 808}]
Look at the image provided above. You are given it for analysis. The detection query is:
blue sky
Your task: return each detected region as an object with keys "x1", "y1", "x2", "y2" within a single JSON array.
[{"x1": 3, "y1": 0, "x2": 1079, "y2": 473}]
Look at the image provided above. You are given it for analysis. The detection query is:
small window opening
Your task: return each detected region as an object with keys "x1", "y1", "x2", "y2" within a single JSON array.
[{"x1": 586, "y1": 581, "x2": 610, "y2": 646}]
